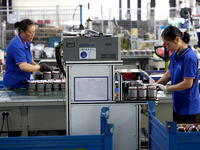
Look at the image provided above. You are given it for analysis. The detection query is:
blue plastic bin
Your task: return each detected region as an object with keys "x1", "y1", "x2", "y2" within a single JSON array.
[
  {"x1": 148, "y1": 101, "x2": 200, "y2": 150},
  {"x1": 0, "y1": 107, "x2": 113, "y2": 150}
]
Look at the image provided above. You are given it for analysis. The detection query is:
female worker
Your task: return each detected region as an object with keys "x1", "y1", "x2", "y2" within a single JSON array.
[
  {"x1": 3, "y1": 19, "x2": 52, "y2": 89},
  {"x1": 156, "y1": 25, "x2": 200, "y2": 124}
]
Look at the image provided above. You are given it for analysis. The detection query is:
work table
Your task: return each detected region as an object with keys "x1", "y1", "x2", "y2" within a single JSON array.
[{"x1": 0, "y1": 89, "x2": 66, "y2": 107}]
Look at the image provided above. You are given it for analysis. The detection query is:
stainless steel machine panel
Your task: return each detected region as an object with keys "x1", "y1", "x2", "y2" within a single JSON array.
[
  {"x1": 70, "y1": 103, "x2": 140, "y2": 150},
  {"x1": 69, "y1": 65, "x2": 114, "y2": 101}
]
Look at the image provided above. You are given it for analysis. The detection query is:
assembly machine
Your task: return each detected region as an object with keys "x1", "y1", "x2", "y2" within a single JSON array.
[{"x1": 59, "y1": 34, "x2": 159, "y2": 150}]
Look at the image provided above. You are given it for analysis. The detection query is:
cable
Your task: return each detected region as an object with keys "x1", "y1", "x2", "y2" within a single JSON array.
[
  {"x1": 55, "y1": 41, "x2": 66, "y2": 77},
  {"x1": 5, "y1": 113, "x2": 9, "y2": 136},
  {"x1": 0, "y1": 113, "x2": 5, "y2": 135},
  {"x1": 72, "y1": 5, "x2": 80, "y2": 21}
]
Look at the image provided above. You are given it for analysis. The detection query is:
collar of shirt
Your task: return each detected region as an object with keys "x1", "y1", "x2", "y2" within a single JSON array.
[
  {"x1": 175, "y1": 45, "x2": 191, "y2": 59},
  {"x1": 16, "y1": 34, "x2": 28, "y2": 49}
]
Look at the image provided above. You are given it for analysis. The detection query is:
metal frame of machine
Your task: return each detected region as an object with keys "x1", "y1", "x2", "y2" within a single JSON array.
[{"x1": 62, "y1": 35, "x2": 155, "y2": 150}]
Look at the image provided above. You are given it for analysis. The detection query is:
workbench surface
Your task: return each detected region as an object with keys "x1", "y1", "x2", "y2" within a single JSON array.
[
  {"x1": 0, "y1": 89, "x2": 173, "y2": 107},
  {"x1": 0, "y1": 89, "x2": 66, "y2": 106}
]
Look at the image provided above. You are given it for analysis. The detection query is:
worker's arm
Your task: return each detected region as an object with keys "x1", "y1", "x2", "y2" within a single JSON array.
[
  {"x1": 166, "y1": 78, "x2": 193, "y2": 92},
  {"x1": 18, "y1": 62, "x2": 52, "y2": 72},
  {"x1": 18, "y1": 62, "x2": 40, "y2": 72},
  {"x1": 31, "y1": 59, "x2": 38, "y2": 65},
  {"x1": 156, "y1": 69, "x2": 171, "y2": 85}
]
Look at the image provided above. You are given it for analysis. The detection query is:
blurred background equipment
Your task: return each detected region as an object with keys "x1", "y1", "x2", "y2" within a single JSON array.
[{"x1": 154, "y1": 44, "x2": 172, "y2": 70}]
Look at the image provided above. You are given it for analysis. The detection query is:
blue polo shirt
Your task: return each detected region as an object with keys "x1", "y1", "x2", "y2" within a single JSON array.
[
  {"x1": 3, "y1": 34, "x2": 32, "y2": 88},
  {"x1": 169, "y1": 45, "x2": 200, "y2": 115}
]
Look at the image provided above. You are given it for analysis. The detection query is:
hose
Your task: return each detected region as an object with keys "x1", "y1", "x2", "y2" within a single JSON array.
[{"x1": 55, "y1": 41, "x2": 66, "y2": 77}]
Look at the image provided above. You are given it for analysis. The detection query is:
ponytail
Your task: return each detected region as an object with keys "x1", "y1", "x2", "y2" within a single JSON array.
[
  {"x1": 161, "y1": 26, "x2": 190, "y2": 44},
  {"x1": 14, "y1": 19, "x2": 34, "y2": 34},
  {"x1": 182, "y1": 32, "x2": 190, "y2": 44}
]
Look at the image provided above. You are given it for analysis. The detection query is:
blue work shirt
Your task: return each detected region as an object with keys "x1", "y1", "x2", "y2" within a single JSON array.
[
  {"x1": 3, "y1": 34, "x2": 32, "y2": 88},
  {"x1": 169, "y1": 45, "x2": 200, "y2": 115}
]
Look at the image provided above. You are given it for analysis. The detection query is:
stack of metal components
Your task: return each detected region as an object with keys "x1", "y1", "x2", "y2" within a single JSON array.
[
  {"x1": 177, "y1": 124, "x2": 200, "y2": 132},
  {"x1": 29, "y1": 71, "x2": 65, "y2": 92},
  {"x1": 127, "y1": 80, "x2": 157, "y2": 101}
]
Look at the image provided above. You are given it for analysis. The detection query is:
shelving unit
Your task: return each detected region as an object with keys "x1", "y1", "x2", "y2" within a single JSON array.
[
  {"x1": 33, "y1": 26, "x2": 63, "y2": 46},
  {"x1": 131, "y1": 39, "x2": 158, "y2": 50}
]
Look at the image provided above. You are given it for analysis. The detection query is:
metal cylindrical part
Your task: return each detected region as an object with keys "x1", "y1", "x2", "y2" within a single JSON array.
[
  {"x1": 43, "y1": 71, "x2": 52, "y2": 80},
  {"x1": 138, "y1": 86, "x2": 146, "y2": 100},
  {"x1": 148, "y1": 85, "x2": 157, "y2": 100},
  {"x1": 45, "y1": 80, "x2": 53, "y2": 91},
  {"x1": 87, "y1": 18, "x2": 93, "y2": 30},
  {"x1": 128, "y1": 86, "x2": 137, "y2": 100},
  {"x1": 185, "y1": 124, "x2": 198, "y2": 132},
  {"x1": 37, "y1": 80, "x2": 45, "y2": 91},
  {"x1": 29, "y1": 81, "x2": 37, "y2": 91},
  {"x1": 61, "y1": 79, "x2": 66, "y2": 91},
  {"x1": 177, "y1": 124, "x2": 186, "y2": 132},
  {"x1": 53, "y1": 80, "x2": 61, "y2": 91},
  {"x1": 196, "y1": 125, "x2": 200, "y2": 131},
  {"x1": 52, "y1": 71, "x2": 60, "y2": 79}
]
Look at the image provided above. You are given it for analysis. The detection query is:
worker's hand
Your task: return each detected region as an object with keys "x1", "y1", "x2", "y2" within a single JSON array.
[
  {"x1": 150, "y1": 83, "x2": 157, "y2": 86},
  {"x1": 156, "y1": 84, "x2": 167, "y2": 92},
  {"x1": 39, "y1": 63, "x2": 53, "y2": 72}
]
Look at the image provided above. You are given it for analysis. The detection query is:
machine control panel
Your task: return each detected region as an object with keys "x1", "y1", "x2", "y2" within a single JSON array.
[
  {"x1": 63, "y1": 37, "x2": 120, "y2": 61},
  {"x1": 79, "y1": 47, "x2": 96, "y2": 59}
]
